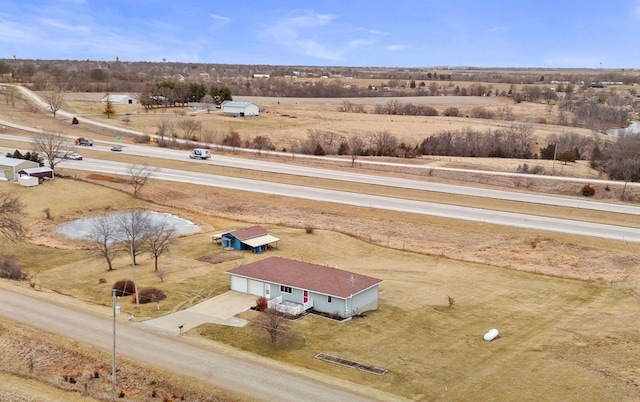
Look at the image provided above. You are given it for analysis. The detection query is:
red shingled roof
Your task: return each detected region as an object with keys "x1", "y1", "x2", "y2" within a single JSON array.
[
  {"x1": 229, "y1": 225, "x2": 268, "y2": 241},
  {"x1": 226, "y1": 256, "x2": 382, "y2": 298}
]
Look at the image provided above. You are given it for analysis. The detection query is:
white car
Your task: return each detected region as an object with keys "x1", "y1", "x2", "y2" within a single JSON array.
[{"x1": 66, "y1": 152, "x2": 83, "y2": 160}]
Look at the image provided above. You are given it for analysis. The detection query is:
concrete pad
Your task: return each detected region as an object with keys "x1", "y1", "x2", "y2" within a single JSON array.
[{"x1": 141, "y1": 291, "x2": 257, "y2": 335}]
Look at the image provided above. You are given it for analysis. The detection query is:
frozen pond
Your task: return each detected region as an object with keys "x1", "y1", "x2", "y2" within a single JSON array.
[
  {"x1": 56, "y1": 211, "x2": 200, "y2": 240},
  {"x1": 606, "y1": 121, "x2": 640, "y2": 137}
]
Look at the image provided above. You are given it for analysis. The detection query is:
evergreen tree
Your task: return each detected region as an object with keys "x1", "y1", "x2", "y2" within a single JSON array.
[{"x1": 103, "y1": 93, "x2": 115, "y2": 119}]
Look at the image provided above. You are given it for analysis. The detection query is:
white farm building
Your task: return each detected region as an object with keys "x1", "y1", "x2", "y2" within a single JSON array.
[
  {"x1": 221, "y1": 101, "x2": 259, "y2": 117},
  {"x1": 101, "y1": 94, "x2": 137, "y2": 105}
]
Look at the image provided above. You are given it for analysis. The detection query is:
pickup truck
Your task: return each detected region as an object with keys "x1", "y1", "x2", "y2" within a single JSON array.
[{"x1": 75, "y1": 137, "x2": 93, "y2": 146}]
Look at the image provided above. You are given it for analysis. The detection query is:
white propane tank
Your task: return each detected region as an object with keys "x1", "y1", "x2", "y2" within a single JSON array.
[{"x1": 483, "y1": 328, "x2": 499, "y2": 341}]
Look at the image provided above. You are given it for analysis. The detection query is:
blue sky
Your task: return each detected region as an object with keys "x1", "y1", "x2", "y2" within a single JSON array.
[{"x1": 1, "y1": 0, "x2": 640, "y2": 68}]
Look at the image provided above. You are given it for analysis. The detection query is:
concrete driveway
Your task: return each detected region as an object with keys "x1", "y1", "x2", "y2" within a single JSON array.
[{"x1": 140, "y1": 291, "x2": 257, "y2": 335}]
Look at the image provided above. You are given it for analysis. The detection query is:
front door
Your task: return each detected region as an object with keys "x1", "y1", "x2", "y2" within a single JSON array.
[
  {"x1": 303, "y1": 290, "x2": 308, "y2": 304},
  {"x1": 265, "y1": 283, "x2": 270, "y2": 299}
]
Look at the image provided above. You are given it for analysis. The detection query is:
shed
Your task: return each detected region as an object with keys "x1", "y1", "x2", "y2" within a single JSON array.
[
  {"x1": 18, "y1": 166, "x2": 54, "y2": 181},
  {"x1": 18, "y1": 176, "x2": 39, "y2": 187},
  {"x1": 101, "y1": 94, "x2": 137, "y2": 105},
  {"x1": 221, "y1": 101, "x2": 259, "y2": 117},
  {"x1": 219, "y1": 225, "x2": 279, "y2": 253},
  {"x1": 226, "y1": 256, "x2": 383, "y2": 318},
  {"x1": 0, "y1": 157, "x2": 39, "y2": 181}
]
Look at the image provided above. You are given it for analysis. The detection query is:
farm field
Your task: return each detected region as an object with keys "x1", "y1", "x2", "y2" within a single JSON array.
[{"x1": 1, "y1": 86, "x2": 640, "y2": 400}]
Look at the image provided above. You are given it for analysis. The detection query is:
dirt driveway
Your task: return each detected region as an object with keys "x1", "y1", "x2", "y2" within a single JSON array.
[{"x1": 140, "y1": 291, "x2": 256, "y2": 335}]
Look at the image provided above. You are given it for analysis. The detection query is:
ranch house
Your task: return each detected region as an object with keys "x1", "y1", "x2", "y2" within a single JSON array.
[{"x1": 226, "y1": 256, "x2": 383, "y2": 318}]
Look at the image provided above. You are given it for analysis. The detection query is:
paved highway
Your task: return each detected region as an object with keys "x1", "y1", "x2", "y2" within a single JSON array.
[
  {"x1": 2, "y1": 133, "x2": 640, "y2": 217},
  {"x1": 39, "y1": 157, "x2": 640, "y2": 243}
]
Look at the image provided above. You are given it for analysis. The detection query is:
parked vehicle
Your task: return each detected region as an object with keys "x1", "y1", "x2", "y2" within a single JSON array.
[
  {"x1": 111, "y1": 145, "x2": 122, "y2": 152},
  {"x1": 54, "y1": 150, "x2": 82, "y2": 160},
  {"x1": 75, "y1": 137, "x2": 93, "y2": 146},
  {"x1": 189, "y1": 148, "x2": 211, "y2": 160}
]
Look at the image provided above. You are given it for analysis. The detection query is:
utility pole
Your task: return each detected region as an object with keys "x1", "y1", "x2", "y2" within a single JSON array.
[
  {"x1": 112, "y1": 289, "x2": 120, "y2": 401},
  {"x1": 551, "y1": 142, "x2": 558, "y2": 175}
]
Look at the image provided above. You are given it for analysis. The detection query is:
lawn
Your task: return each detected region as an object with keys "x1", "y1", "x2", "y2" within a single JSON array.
[{"x1": 2, "y1": 178, "x2": 640, "y2": 401}]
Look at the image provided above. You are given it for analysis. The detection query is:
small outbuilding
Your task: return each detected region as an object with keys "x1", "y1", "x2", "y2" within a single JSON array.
[
  {"x1": 18, "y1": 166, "x2": 54, "y2": 181},
  {"x1": 221, "y1": 101, "x2": 259, "y2": 117},
  {"x1": 226, "y1": 256, "x2": 383, "y2": 318},
  {"x1": 0, "y1": 156, "x2": 39, "y2": 181},
  {"x1": 219, "y1": 225, "x2": 279, "y2": 253},
  {"x1": 101, "y1": 94, "x2": 137, "y2": 105}
]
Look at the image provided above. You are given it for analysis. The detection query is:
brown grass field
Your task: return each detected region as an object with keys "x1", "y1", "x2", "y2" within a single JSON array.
[{"x1": 1, "y1": 90, "x2": 640, "y2": 401}]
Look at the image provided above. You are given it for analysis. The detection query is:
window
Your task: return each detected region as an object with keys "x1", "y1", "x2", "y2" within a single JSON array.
[
  {"x1": 327, "y1": 296, "x2": 332, "y2": 303},
  {"x1": 280, "y1": 285, "x2": 292, "y2": 294}
]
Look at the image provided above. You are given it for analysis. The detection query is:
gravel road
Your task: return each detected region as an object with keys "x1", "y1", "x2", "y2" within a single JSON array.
[{"x1": 0, "y1": 287, "x2": 401, "y2": 402}]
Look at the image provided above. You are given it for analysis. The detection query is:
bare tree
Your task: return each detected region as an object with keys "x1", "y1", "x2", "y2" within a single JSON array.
[
  {"x1": 127, "y1": 164, "x2": 156, "y2": 198},
  {"x1": 145, "y1": 221, "x2": 175, "y2": 272},
  {"x1": 200, "y1": 94, "x2": 217, "y2": 113},
  {"x1": 605, "y1": 134, "x2": 640, "y2": 199},
  {"x1": 1, "y1": 85, "x2": 19, "y2": 107},
  {"x1": 155, "y1": 118, "x2": 175, "y2": 146},
  {"x1": 117, "y1": 210, "x2": 152, "y2": 305},
  {"x1": 41, "y1": 88, "x2": 65, "y2": 117},
  {"x1": 31, "y1": 130, "x2": 69, "y2": 170},
  {"x1": 177, "y1": 119, "x2": 202, "y2": 141},
  {"x1": 254, "y1": 308, "x2": 290, "y2": 344},
  {"x1": 348, "y1": 134, "x2": 365, "y2": 167},
  {"x1": 86, "y1": 214, "x2": 120, "y2": 271},
  {"x1": 371, "y1": 130, "x2": 398, "y2": 156},
  {"x1": 0, "y1": 192, "x2": 25, "y2": 241},
  {"x1": 251, "y1": 135, "x2": 272, "y2": 156},
  {"x1": 117, "y1": 210, "x2": 151, "y2": 266}
]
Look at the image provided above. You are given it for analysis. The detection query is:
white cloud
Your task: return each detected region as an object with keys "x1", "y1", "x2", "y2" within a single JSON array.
[
  {"x1": 356, "y1": 27, "x2": 388, "y2": 35},
  {"x1": 265, "y1": 10, "x2": 378, "y2": 61},
  {"x1": 385, "y1": 44, "x2": 407, "y2": 51},
  {"x1": 38, "y1": 17, "x2": 90, "y2": 33},
  {"x1": 210, "y1": 13, "x2": 231, "y2": 29}
]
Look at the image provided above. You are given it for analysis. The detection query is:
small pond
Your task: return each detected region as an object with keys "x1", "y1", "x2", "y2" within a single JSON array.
[
  {"x1": 606, "y1": 121, "x2": 640, "y2": 137},
  {"x1": 56, "y1": 211, "x2": 201, "y2": 240}
]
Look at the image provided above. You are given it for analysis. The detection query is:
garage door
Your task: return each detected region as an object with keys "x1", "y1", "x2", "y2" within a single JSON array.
[
  {"x1": 230, "y1": 276, "x2": 248, "y2": 293},
  {"x1": 248, "y1": 279, "x2": 263, "y2": 296}
]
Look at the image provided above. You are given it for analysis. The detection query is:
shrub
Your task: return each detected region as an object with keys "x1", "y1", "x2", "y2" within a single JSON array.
[
  {"x1": 581, "y1": 184, "x2": 596, "y2": 197},
  {"x1": 256, "y1": 297, "x2": 268, "y2": 312},
  {"x1": 446, "y1": 295, "x2": 456, "y2": 308},
  {"x1": 0, "y1": 254, "x2": 27, "y2": 280},
  {"x1": 137, "y1": 287, "x2": 166, "y2": 304},
  {"x1": 443, "y1": 107, "x2": 460, "y2": 117},
  {"x1": 304, "y1": 224, "x2": 314, "y2": 234},
  {"x1": 112, "y1": 279, "x2": 136, "y2": 297}
]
